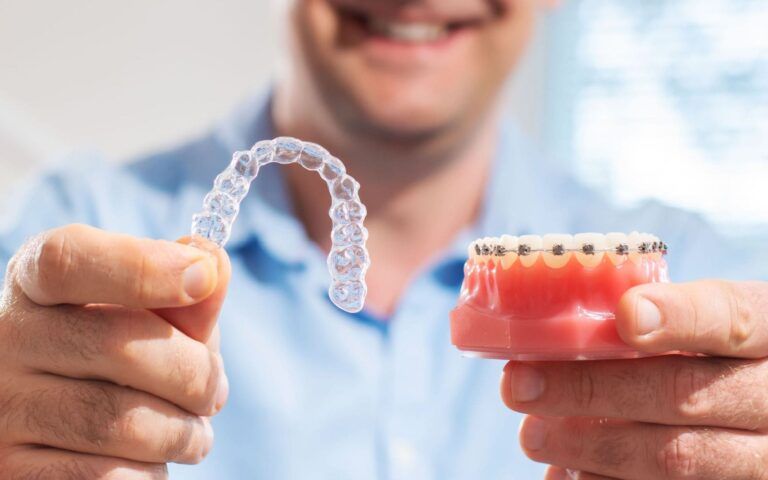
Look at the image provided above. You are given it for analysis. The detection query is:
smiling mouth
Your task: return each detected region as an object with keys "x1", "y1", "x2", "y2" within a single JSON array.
[{"x1": 337, "y1": 6, "x2": 489, "y2": 44}]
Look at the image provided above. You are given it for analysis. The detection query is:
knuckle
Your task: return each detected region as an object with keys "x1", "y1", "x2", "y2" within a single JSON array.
[
  {"x1": 669, "y1": 361, "x2": 713, "y2": 421},
  {"x1": 0, "y1": 383, "x2": 26, "y2": 435},
  {"x1": 0, "y1": 293, "x2": 36, "y2": 361},
  {"x1": 3, "y1": 254, "x2": 19, "y2": 295},
  {"x1": 133, "y1": 252, "x2": 153, "y2": 306},
  {"x1": 159, "y1": 421, "x2": 194, "y2": 463},
  {"x1": 32, "y1": 229, "x2": 73, "y2": 293},
  {"x1": 571, "y1": 366, "x2": 597, "y2": 411},
  {"x1": 6, "y1": 458, "x2": 99, "y2": 480},
  {"x1": 55, "y1": 305, "x2": 110, "y2": 362},
  {"x1": 588, "y1": 424, "x2": 636, "y2": 469},
  {"x1": 44, "y1": 459, "x2": 100, "y2": 480},
  {"x1": 725, "y1": 282, "x2": 757, "y2": 351},
  {"x1": 159, "y1": 417, "x2": 210, "y2": 464},
  {"x1": 178, "y1": 349, "x2": 220, "y2": 414},
  {"x1": 23, "y1": 224, "x2": 94, "y2": 303},
  {"x1": 72, "y1": 383, "x2": 123, "y2": 446},
  {"x1": 26, "y1": 382, "x2": 122, "y2": 447},
  {"x1": 657, "y1": 430, "x2": 698, "y2": 479},
  {"x1": 0, "y1": 304, "x2": 108, "y2": 366},
  {"x1": 100, "y1": 308, "x2": 145, "y2": 362}
]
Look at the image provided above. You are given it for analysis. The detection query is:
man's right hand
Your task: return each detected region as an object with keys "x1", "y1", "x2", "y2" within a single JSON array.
[{"x1": 0, "y1": 224, "x2": 231, "y2": 479}]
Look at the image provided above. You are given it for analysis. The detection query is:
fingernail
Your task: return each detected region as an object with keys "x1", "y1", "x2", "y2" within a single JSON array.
[
  {"x1": 183, "y1": 257, "x2": 215, "y2": 299},
  {"x1": 510, "y1": 365, "x2": 545, "y2": 402},
  {"x1": 636, "y1": 296, "x2": 662, "y2": 335},
  {"x1": 565, "y1": 469, "x2": 581, "y2": 480},
  {"x1": 203, "y1": 417, "x2": 214, "y2": 442},
  {"x1": 201, "y1": 417, "x2": 214, "y2": 457},
  {"x1": 215, "y1": 357, "x2": 229, "y2": 412},
  {"x1": 520, "y1": 416, "x2": 547, "y2": 451}
]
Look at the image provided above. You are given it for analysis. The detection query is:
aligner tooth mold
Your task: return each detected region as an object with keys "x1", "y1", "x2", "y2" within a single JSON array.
[
  {"x1": 450, "y1": 232, "x2": 670, "y2": 360},
  {"x1": 191, "y1": 137, "x2": 369, "y2": 313}
]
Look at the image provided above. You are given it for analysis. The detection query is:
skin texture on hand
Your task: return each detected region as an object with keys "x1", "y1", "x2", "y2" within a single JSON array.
[
  {"x1": 0, "y1": 224, "x2": 231, "y2": 479},
  {"x1": 502, "y1": 280, "x2": 768, "y2": 480}
]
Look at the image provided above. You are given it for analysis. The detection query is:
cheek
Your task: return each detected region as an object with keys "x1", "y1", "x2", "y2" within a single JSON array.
[
  {"x1": 293, "y1": 0, "x2": 339, "y2": 60},
  {"x1": 480, "y1": 6, "x2": 536, "y2": 82}
]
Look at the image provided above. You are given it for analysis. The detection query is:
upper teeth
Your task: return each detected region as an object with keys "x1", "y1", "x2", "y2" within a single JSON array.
[{"x1": 370, "y1": 19, "x2": 448, "y2": 42}]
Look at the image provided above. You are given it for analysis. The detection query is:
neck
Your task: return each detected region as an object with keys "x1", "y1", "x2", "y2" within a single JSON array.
[{"x1": 272, "y1": 89, "x2": 498, "y2": 315}]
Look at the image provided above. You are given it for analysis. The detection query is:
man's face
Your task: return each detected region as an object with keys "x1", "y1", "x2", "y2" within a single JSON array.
[{"x1": 290, "y1": 0, "x2": 539, "y2": 141}]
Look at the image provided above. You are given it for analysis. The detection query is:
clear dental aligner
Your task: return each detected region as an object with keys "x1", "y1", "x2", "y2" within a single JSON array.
[
  {"x1": 468, "y1": 232, "x2": 668, "y2": 268},
  {"x1": 191, "y1": 137, "x2": 369, "y2": 313}
]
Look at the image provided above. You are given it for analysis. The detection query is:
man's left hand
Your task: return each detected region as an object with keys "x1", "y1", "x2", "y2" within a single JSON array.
[{"x1": 501, "y1": 280, "x2": 768, "y2": 480}]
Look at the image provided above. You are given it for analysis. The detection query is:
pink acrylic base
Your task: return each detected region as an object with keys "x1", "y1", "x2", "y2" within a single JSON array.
[
  {"x1": 450, "y1": 254, "x2": 669, "y2": 361},
  {"x1": 451, "y1": 304, "x2": 658, "y2": 361}
]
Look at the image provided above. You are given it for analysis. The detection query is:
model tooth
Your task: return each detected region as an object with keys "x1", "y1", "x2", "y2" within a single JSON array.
[
  {"x1": 488, "y1": 237, "x2": 502, "y2": 266},
  {"x1": 472, "y1": 238, "x2": 485, "y2": 264},
  {"x1": 649, "y1": 233, "x2": 662, "y2": 259},
  {"x1": 474, "y1": 237, "x2": 491, "y2": 264},
  {"x1": 467, "y1": 242, "x2": 477, "y2": 262},
  {"x1": 639, "y1": 233, "x2": 652, "y2": 254},
  {"x1": 542, "y1": 234, "x2": 574, "y2": 269},
  {"x1": 627, "y1": 231, "x2": 643, "y2": 264},
  {"x1": 606, "y1": 232, "x2": 629, "y2": 265},
  {"x1": 658, "y1": 236, "x2": 669, "y2": 256},
  {"x1": 499, "y1": 235, "x2": 518, "y2": 269},
  {"x1": 574, "y1": 233, "x2": 607, "y2": 268},
  {"x1": 518, "y1": 234, "x2": 542, "y2": 267},
  {"x1": 641, "y1": 233, "x2": 660, "y2": 259}
]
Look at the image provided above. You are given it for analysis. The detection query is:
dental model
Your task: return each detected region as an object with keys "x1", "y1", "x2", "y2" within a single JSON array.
[
  {"x1": 191, "y1": 137, "x2": 369, "y2": 313},
  {"x1": 450, "y1": 232, "x2": 669, "y2": 360}
]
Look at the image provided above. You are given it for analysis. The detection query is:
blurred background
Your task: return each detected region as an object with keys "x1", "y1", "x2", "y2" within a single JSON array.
[{"x1": 1, "y1": 0, "x2": 766, "y2": 255}]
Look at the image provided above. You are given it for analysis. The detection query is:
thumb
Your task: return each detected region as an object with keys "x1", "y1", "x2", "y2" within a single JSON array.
[{"x1": 152, "y1": 236, "x2": 232, "y2": 343}]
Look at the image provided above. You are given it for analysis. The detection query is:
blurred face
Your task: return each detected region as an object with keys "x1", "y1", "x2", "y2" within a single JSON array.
[{"x1": 290, "y1": 0, "x2": 539, "y2": 141}]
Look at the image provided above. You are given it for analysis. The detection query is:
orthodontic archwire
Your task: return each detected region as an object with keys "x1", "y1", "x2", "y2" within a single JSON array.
[{"x1": 473, "y1": 241, "x2": 669, "y2": 258}]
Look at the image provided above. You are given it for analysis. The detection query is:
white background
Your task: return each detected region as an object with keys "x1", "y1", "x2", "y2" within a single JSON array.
[{"x1": 0, "y1": 0, "x2": 550, "y2": 194}]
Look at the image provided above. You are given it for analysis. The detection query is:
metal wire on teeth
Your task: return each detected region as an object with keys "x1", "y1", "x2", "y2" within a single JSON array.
[
  {"x1": 472, "y1": 240, "x2": 669, "y2": 258},
  {"x1": 190, "y1": 136, "x2": 370, "y2": 313}
]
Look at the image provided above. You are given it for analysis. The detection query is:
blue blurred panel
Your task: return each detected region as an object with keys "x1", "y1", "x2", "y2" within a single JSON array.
[{"x1": 544, "y1": 0, "x2": 768, "y2": 243}]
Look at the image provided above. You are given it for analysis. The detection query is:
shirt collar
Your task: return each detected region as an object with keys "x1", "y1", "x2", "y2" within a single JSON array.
[{"x1": 441, "y1": 123, "x2": 549, "y2": 262}]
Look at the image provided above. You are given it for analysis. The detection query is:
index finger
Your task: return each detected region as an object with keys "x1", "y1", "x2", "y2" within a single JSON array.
[
  {"x1": 9, "y1": 224, "x2": 218, "y2": 308},
  {"x1": 615, "y1": 280, "x2": 768, "y2": 358}
]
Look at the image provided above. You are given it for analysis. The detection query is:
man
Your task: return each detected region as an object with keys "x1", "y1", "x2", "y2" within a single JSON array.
[{"x1": 0, "y1": 0, "x2": 766, "y2": 478}]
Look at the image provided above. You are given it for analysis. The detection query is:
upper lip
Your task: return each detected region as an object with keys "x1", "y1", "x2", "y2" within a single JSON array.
[{"x1": 333, "y1": 2, "x2": 494, "y2": 29}]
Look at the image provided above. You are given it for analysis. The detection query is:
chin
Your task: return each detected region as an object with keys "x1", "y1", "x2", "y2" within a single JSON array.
[
  {"x1": 337, "y1": 76, "x2": 468, "y2": 140},
  {"x1": 355, "y1": 103, "x2": 454, "y2": 139}
]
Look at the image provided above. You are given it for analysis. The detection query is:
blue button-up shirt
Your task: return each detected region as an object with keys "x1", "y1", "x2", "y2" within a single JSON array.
[{"x1": 0, "y1": 95, "x2": 759, "y2": 479}]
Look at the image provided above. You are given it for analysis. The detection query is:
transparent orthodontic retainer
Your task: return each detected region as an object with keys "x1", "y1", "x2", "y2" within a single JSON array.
[{"x1": 190, "y1": 137, "x2": 370, "y2": 313}]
